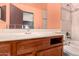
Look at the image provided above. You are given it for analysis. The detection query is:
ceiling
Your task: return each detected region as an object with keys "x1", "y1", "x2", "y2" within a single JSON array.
[{"x1": 62, "y1": 3, "x2": 79, "y2": 11}]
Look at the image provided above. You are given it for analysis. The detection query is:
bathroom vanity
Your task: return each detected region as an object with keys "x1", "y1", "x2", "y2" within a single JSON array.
[{"x1": 0, "y1": 34, "x2": 63, "y2": 56}]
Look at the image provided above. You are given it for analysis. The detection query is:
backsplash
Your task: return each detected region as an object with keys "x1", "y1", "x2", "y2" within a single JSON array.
[{"x1": 0, "y1": 29, "x2": 61, "y2": 33}]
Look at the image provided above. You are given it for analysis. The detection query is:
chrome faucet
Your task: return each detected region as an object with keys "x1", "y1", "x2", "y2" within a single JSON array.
[{"x1": 66, "y1": 32, "x2": 71, "y2": 39}]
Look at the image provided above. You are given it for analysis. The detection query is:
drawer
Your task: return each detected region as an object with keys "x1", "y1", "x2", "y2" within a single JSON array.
[
  {"x1": 0, "y1": 43, "x2": 11, "y2": 56},
  {"x1": 36, "y1": 38, "x2": 50, "y2": 51},
  {"x1": 37, "y1": 46, "x2": 62, "y2": 56},
  {"x1": 17, "y1": 39, "x2": 42, "y2": 47},
  {"x1": 42, "y1": 38, "x2": 50, "y2": 45},
  {"x1": 16, "y1": 39, "x2": 42, "y2": 55}
]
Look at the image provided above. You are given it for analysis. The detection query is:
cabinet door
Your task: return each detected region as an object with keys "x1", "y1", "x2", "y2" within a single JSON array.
[
  {"x1": 16, "y1": 39, "x2": 42, "y2": 55},
  {"x1": 0, "y1": 43, "x2": 11, "y2": 56},
  {"x1": 37, "y1": 46, "x2": 62, "y2": 56}
]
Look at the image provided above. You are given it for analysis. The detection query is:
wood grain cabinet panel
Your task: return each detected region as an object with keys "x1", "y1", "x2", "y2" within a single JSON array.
[
  {"x1": 0, "y1": 43, "x2": 11, "y2": 56},
  {"x1": 16, "y1": 39, "x2": 42, "y2": 55},
  {"x1": 36, "y1": 37, "x2": 50, "y2": 51},
  {"x1": 37, "y1": 46, "x2": 62, "y2": 56},
  {"x1": 17, "y1": 53, "x2": 33, "y2": 56}
]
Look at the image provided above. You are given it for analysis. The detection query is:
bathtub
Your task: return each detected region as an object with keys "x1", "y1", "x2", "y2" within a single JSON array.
[{"x1": 64, "y1": 40, "x2": 79, "y2": 56}]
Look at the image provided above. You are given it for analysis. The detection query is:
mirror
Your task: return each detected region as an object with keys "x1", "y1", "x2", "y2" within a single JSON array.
[{"x1": 0, "y1": 4, "x2": 48, "y2": 29}]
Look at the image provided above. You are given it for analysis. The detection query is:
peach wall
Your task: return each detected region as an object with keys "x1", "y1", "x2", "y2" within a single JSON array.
[
  {"x1": 25, "y1": 3, "x2": 47, "y2": 10},
  {"x1": 47, "y1": 3, "x2": 61, "y2": 29}
]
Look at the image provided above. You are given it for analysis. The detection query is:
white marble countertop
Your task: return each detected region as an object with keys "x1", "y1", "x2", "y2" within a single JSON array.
[
  {"x1": 0, "y1": 29, "x2": 64, "y2": 42},
  {"x1": 0, "y1": 32, "x2": 63, "y2": 42}
]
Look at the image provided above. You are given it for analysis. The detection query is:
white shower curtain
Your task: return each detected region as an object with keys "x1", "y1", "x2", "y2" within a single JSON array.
[{"x1": 72, "y1": 11, "x2": 79, "y2": 41}]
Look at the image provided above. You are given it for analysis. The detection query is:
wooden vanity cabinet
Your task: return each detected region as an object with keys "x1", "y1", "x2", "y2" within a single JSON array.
[
  {"x1": 16, "y1": 37, "x2": 51, "y2": 56},
  {"x1": 36, "y1": 36, "x2": 63, "y2": 56},
  {"x1": 0, "y1": 42, "x2": 11, "y2": 56},
  {"x1": 16, "y1": 39, "x2": 42, "y2": 56},
  {"x1": 0, "y1": 35, "x2": 63, "y2": 56}
]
